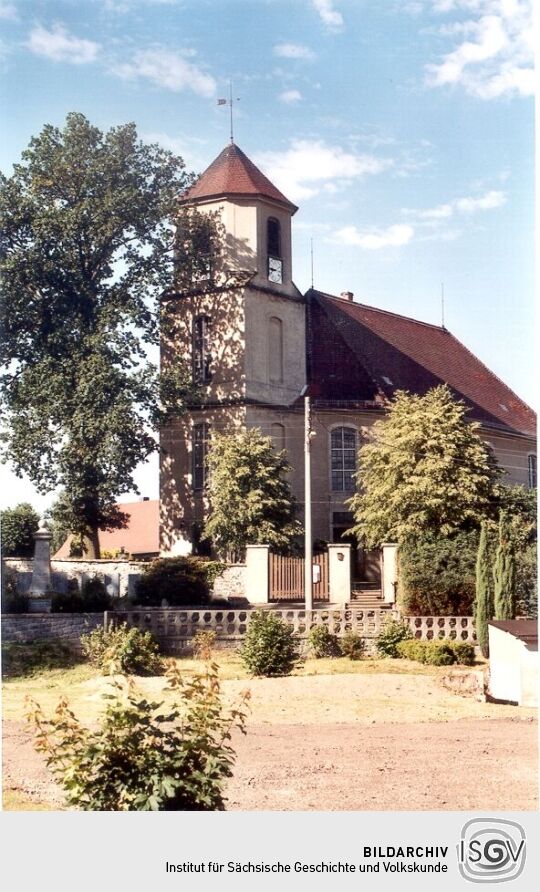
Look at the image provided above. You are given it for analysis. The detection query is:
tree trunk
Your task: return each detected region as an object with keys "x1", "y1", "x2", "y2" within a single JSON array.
[{"x1": 82, "y1": 527, "x2": 101, "y2": 559}]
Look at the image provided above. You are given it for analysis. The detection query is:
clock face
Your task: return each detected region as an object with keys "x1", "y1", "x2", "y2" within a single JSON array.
[{"x1": 268, "y1": 256, "x2": 283, "y2": 284}]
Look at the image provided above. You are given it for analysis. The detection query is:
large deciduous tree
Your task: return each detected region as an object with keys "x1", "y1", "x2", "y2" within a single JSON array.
[
  {"x1": 0, "y1": 502, "x2": 41, "y2": 557},
  {"x1": 203, "y1": 428, "x2": 301, "y2": 560},
  {"x1": 348, "y1": 385, "x2": 500, "y2": 547},
  {"x1": 0, "y1": 113, "x2": 196, "y2": 556}
]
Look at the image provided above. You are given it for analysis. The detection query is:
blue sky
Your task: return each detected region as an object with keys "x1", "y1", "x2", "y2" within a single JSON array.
[{"x1": 0, "y1": 0, "x2": 535, "y2": 511}]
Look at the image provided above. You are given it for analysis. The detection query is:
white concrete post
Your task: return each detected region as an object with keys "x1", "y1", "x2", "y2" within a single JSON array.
[
  {"x1": 327, "y1": 543, "x2": 351, "y2": 607},
  {"x1": 381, "y1": 543, "x2": 398, "y2": 604},
  {"x1": 245, "y1": 545, "x2": 270, "y2": 604},
  {"x1": 28, "y1": 523, "x2": 53, "y2": 613}
]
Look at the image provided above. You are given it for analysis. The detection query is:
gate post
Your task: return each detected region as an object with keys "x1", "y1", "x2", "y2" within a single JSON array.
[
  {"x1": 328, "y1": 544, "x2": 351, "y2": 607},
  {"x1": 245, "y1": 545, "x2": 270, "y2": 604},
  {"x1": 381, "y1": 543, "x2": 398, "y2": 604}
]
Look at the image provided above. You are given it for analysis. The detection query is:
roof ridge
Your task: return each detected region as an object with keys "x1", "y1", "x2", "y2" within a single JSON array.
[{"x1": 309, "y1": 288, "x2": 448, "y2": 332}]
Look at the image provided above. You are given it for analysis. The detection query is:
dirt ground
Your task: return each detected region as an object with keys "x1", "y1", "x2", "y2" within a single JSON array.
[{"x1": 3, "y1": 671, "x2": 538, "y2": 811}]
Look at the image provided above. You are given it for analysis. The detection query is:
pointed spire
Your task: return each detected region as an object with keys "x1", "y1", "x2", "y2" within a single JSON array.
[{"x1": 181, "y1": 143, "x2": 297, "y2": 212}]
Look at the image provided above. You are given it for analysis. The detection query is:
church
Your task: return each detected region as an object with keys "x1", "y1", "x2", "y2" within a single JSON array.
[{"x1": 159, "y1": 141, "x2": 536, "y2": 581}]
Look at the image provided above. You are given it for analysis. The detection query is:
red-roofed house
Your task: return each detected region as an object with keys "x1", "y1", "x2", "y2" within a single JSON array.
[
  {"x1": 160, "y1": 142, "x2": 536, "y2": 578},
  {"x1": 54, "y1": 499, "x2": 160, "y2": 560}
]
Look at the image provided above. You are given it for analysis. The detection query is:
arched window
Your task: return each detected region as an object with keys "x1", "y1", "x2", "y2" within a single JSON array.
[
  {"x1": 271, "y1": 422, "x2": 286, "y2": 451},
  {"x1": 330, "y1": 427, "x2": 357, "y2": 492},
  {"x1": 192, "y1": 315, "x2": 212, "y2": 383},
  {"x1": 192, "y1": 422, "x2": 210, "y2": 491},
  {"x1": 268, "y1": 316, "x2": 284, "y2": 383},
  {"x1": 528, "y1": 454, "x2": 537, "y2": 489},
  {"x1": 267, "y1": 217, "x2": 282, "y2": 284}
]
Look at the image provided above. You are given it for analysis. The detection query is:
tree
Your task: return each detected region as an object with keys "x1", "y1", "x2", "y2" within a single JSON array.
[
  {"x1": 0, "y1": 113, "x2": 197, "y2": 556},
  {"x1": 0, "y1": 502, "x2": 40, "y2": 557},
  {"x1": 348, "y1": 385, "x2": 500, "y2": 547},
  {"x1": 203, "y1": 428, "x2": 301, "y2": 559},
  {"x1": 493, "y1": 511, "x2": 516, "y2": 620},
  {"x1": 474, "y1": 522, "x2": 493, "y2": 657}
]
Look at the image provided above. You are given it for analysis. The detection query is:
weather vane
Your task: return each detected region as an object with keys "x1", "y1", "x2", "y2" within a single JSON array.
[{"x1": 217, "y1": 80, "x2": 240, "y2": 144}]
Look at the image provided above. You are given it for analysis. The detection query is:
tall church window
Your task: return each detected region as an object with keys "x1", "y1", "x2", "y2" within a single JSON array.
[
  {"x1": 331, "y1": 427, "x2": 357, "y2": 492},
  {"x1": 528, "y1": 454, "x2": 537, "y2": 489},
  {"x1": 192, "y1": 422, "x2": 210, "y2": 491},
  {"x1": 192, "y1": 315, "x2": 212, "y2": 383},
  {"x1": 268, "y1": 317, "x2": 284, "y2": 384},
  {"x1": 271, "y1": 422, "x2": 286, "y2": 451},
  {"x1": 267, "y1": 217, "x2": 282, "y2": 284}
]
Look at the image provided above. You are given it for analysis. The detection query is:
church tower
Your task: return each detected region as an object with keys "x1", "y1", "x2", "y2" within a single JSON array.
[{"x1": 160, "y1": 143, "x2": 306, "y2": 555}]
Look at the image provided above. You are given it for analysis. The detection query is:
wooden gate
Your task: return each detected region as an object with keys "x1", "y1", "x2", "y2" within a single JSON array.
[{"x1": 269, "y1": 552, "x2": 329, "y2": 601}]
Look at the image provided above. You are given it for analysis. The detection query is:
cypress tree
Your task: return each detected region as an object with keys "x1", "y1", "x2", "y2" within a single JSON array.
[
  {"x1": 493, "y1": 511, "x2": 516, "y2": 620},
  {"x1": 474, "y1": 522, "x2": 492, "y2": 657}
]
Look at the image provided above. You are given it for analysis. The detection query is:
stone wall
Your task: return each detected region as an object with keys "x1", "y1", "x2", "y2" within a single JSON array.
[
  {"x1": 1, "y1": 613, "x2": 104, "y2": 651},
  {"x1": 2, "y1": 557, "x2": 247, "y2": 602}
]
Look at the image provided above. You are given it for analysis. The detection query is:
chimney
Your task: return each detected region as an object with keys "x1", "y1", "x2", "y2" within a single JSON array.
[{"x1": 340, "y1": 291, "x2": 354, "y2": 301}]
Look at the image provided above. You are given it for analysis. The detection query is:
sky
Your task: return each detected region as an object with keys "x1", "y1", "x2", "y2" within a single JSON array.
[{"x1": 0, "y1": 0, "x2": 535, "y2": 513}]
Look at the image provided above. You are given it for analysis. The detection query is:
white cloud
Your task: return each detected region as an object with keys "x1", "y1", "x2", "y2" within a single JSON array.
[
  {"x1": 255, "y1": 139, "x2": 391, "y2": 201},
  {"x1": 334, "y1": 224, "x2": 415, "y2": 250},
  {"x1": 279, "y1": 89, "x2": 302, "y2": 103},
  {"x1": 0, "y1": 1, "x2": 17, "y2": 21},
  {"x1": 27, "y1": 24, "x2": 100, "y2": 64},
  {"x1": 413, "y1": 189, "x2": 506, "y2": 219},
  {"x1": 274, "y1": 42, "x2": 315, "y2": 60},
  {"x1": 113, "y1": 48, "x2": 216, "y2": 96},
  {"x1": 311, "y1": 0, "x2": 343, "y2": 31},
  {"x1": 424, "y1": 0, "x2": 534, "y2": 99}
]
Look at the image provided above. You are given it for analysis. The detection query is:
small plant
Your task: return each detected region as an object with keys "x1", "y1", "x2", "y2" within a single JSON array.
[
  {"x1": 308, "y1": 625, "x2": 341, "y2": 658},
  {"x1": 193, "y1": 629, "x2": 217, "y2": 660},
  {"x1": 81, "y1": 623, "x2": 164, "y2": 676},
  {"x1": 25, "y1": 662, "x2": 250, "y2": 811},
  {"x1": 241, "y1": 610, "x2": 301, "y2": 677},
  {"x1": 450, "y1": 641, "x2": 475, "y2": 666},
  {"x1": 339, "y1": 631, "x2": 365, "y2": 660},
  {"x1": 375, "y1": 617, "x2": 413, "y2": 658}
]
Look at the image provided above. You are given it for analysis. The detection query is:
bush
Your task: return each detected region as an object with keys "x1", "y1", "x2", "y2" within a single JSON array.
[
  {"x1": 52, "y1": 576, "x2": 112, "y2": 613},
  {"x1": 193, "y1": 630, "x2": 217, "y2": 660},
  {"x1": 81, "y1": 623, "x2": 164, "y2": 676},
  {"x1": 135, "y1": 557, "x2": 225, "y2": 606},
  {"x1": 375, "y1": 617, "x2": 413, "y2": 658},
  {"x1": 515, "y1": 544, "x2": 537, "y2": 618},
  {"x1": 241, "y1": 610, "x2": 301, "y2": 677},
  {"x1": 396, "y1": 638, "x2": 475, "y2": 667},
  {"x1": 308, "y1": 625, "x2": 341, "y2": 658},
  {"x1": 1, "y1": 503, "x2": 40, "y2": 557},
  {"x1": 399, "y1": 531, "x2": 479, "y2": 616},
  {"x1": 339, "y1": 632, "x2": 365, "y2": 660},
  {"x1": 1, "y1": 572, "x2": 29, "y2": 613},
  {"x1": 26, "y1": 662, "x2": 250, "y2": 810},
  {"x1": 2, "y1": 640, "x2": 79, "y2": 678}
]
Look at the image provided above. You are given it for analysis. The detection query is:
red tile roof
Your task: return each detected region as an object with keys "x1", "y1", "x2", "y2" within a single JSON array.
[
  {"x1": 182, "y1": 143, "x2": 297, "y2": 211},
  {"x1": 308, "y1": 290, "x2": 536, "y2": 437},
  {"x1": 54, "y1": 499, "x2": 160, "y2": 559}
]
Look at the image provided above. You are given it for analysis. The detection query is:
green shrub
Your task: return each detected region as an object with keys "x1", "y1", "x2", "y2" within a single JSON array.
[
  {"x1": 308, "y1": 625, "x2": 341, "y2": 658},
  {"x1": 450, "y1": 641, "x2": 475, "y2": 666},
  {"x1": 241, "y1": 610, "x2": 301, "y2": 677},
  {"x1": 339, "y1": 632, "x2": 365, "y2": 660},
  {"x1": 1, "y1": 573, "x2": 29, "y2": 614},
  {"x1": 2, "y1": 640, "x2": 79, "y2": 678},
  {"x1": 375, "y1": 617, "x2": 413, "y2": 658},
  {"x1": 81, "y1": 623, "x2": 164, "y2": 676},
  {"x1": 515, "y1": 544, "x2": 537, "y2": 618},
  {"x1": 193, "y1": 630, "x2": 217, "y2": 660},
  {"x1": 399, "y1": 531, "x2": 479, "y2": 615},
  {"x1": 26, "y1": 662, "x2": 250, "y2": 811},
  {"x1": 52, "y1": 576, "x2": 112, "y2": 613},
  {"x1": 135, "y1": 557, "x2": 220, "y2": 606},
  {"x1": 396, "y1": 638, "x2": 474, "y2": 667}
]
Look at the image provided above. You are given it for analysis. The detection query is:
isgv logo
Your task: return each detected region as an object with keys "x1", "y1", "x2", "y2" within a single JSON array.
[{"x1": 458, "y1": 819, "x2": 526, "y2": 883}]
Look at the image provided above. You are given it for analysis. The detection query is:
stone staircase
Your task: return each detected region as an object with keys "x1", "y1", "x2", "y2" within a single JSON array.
[{"x1": 349, "y1": 586, "x2": 392, "y2": 610}]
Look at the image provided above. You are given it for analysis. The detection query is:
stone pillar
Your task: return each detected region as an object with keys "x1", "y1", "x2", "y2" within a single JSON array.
[
  {"x1": 28, "y1": 524, "x2": 53, "y2": 613},
  {"x1": 381, "y1": 543, "x2": 398, "y2": 604},
  {"x1": 245, "y1": 545, "x2": 270, "y2": 604},
  {"x1": 328, "y1": 543, "x2": 351, "y2": 607}
]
